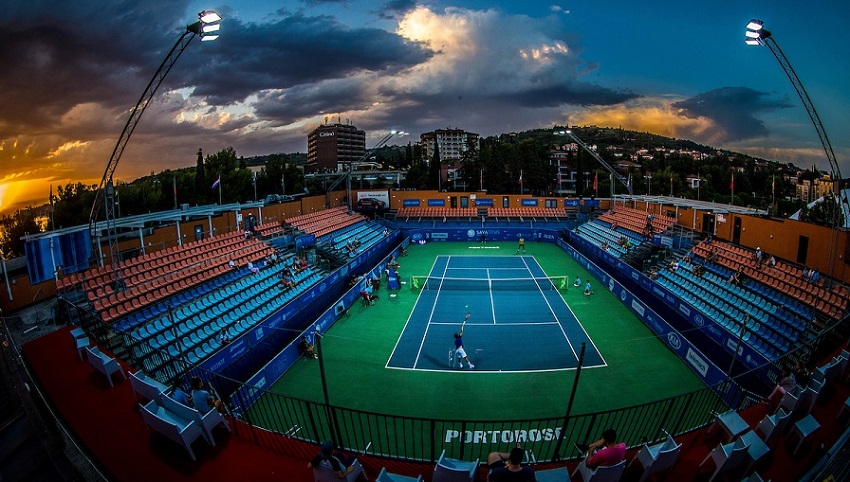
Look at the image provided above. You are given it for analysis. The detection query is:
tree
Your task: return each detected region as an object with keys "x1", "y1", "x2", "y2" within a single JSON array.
[
  {"x1": 54, "y1": 183, "x2": 98, "y2": 227},
  {"x1": 0, "y1": 208, "x2": 40, "y2": 257},
  {"x1": 195, "y1": 148, "x2": 206, "y2": 202},
  {"x1": 429, "y1": 142, "x2": 441, "y2": 190}
]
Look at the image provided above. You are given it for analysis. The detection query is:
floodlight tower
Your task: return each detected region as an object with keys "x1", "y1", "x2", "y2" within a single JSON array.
[
  {"x1": 745, "y1": 19, "x2": 846, "y2": 281},
  {"x1": 555, "y1": 129, "x2": 633, "y2": 197},
  {"x1": 88, "y1": 11, "x2": 221, "y2": 290}
]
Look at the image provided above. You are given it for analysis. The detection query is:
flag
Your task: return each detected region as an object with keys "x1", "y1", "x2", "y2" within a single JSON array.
[
  {"x1": 518, "y1": 170, "x2": 523, "y2": 184},
  {"x1": 593, "y1": 173, "x2": 598, "y2": 191},
  {"x1": 730, "y1": 172, "x2": 734, "y2": 191},
  {"x1": 49, "y1": 184, "x2": 54, "y2": 208},
  {"x1": 211, "y1": 176, "x2": 221, "y2": 189},
  {"x1": 557, "y1": 171, "x2": 562, "y2": 184}
]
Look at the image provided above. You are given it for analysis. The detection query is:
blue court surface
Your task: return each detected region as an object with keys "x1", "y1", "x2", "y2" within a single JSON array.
[{"x1": 386, "y1": 255, "x2": 605, "y2": 372}]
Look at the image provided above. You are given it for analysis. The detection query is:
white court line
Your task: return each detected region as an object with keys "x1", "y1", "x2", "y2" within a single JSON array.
[
  {"x1": 411, "y1": 255, "x2": 451, "y2": 368},
  {"x1": 488, "y1": 268, "x2": 496, "y2": 324},
  {"x1": 520, "y1": 256, "x2": 579, "y2": 363},
  {"x1": 385, "y1": 255, "x2": 442, "y2": 369},
  {"x1": 430, "y1": 321, "x2": 560, "y2": 326},
  {"x1": 386, "y1": 362, "x2": 608, "y2": 374}
]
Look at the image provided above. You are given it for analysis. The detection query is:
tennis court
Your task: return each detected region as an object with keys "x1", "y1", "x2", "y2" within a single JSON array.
[{"x1": 387, "y1": 255, "x2": 605, "y2": 372}]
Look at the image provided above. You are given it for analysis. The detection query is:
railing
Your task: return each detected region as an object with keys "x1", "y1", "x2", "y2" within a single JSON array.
[{"x1": 54, "y1": 228, "x2": 850, "y2": 466}]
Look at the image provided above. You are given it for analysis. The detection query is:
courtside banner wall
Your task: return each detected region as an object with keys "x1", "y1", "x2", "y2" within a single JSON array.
[
  {"x1": 557, "y1": 236, "x2": 729, "y2": 387},
  {"x1": 406, "y1": 228, "x2": 560, "y2": 244},
  {"x1": 562, "y1": 232, "x2": 768, "y2": 378},
  {"x1": 230, "y1": 241, "x2": 408, "y2": 412}
]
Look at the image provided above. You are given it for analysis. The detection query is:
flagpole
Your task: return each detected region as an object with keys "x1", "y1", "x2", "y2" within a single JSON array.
[
  {"x1": 219, "y1": 181, "x2": 222, "y2": 205},
  {"x1": 173, "y1": 177, "x2": 178, "y2": 209}
]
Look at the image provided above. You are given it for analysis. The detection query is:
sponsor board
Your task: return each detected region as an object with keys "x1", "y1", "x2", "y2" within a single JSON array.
[
  {"x1": 356, "y1": 190, "x2": 390, "y2": 205},
  {"x1": 403, "y1": 199, "x2": 421, "y2": 207},
  {"x1": 686, "y1": 348, "x2": 709, "y2": 376}
]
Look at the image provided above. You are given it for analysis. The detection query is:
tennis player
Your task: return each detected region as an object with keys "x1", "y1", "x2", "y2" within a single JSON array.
[
  {"x1": 453, "y1": 312, "x2": 475, "y2": 369},
  {"x1": 516, "y1": 236, "x2": 526, "y2": 254}
]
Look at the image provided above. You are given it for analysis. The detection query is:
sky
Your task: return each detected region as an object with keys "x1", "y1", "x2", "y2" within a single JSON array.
[{"x1": 1, "y1": 0, "x2": 849, "y2": 215}]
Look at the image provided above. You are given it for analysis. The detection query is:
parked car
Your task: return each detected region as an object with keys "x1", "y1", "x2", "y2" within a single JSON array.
[{"x1": 357, "y1": 197, "x2": 386, "y2": 209}]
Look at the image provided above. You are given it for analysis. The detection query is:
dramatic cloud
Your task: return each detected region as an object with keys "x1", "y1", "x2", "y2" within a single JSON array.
[
  {"x1": 0, "y1": 2, "x2": 641, "y2": 214},
  {"x1": 671, "y1": 87, "x2": 792, "y2": 143}
]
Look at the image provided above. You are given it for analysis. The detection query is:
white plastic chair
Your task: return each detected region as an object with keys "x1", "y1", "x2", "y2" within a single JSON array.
[
  {"x1": 756, "y1": 408, "x2": 791, "y2": 445},
  {"x1": 571, "y1": 458, "x2": 626, "y2": 482},
  {"x1": 377, "y1": 467, "x2": 422, "y2": 482},
  {"x1": 432, "y1": 450, "x2": 478, "y2": 482},
  {"x1": 629, "y1": 433, "x2": 681, "y2": 482},
  {"x1": 699, "y1": 438, "x2": 749, "y2": 482}
]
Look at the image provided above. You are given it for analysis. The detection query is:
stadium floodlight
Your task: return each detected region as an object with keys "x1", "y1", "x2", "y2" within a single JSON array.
[
  {"x1": 199, "y1": 10, "x2": 222, "y2": 23},
  {"x1": 746, "y1": 19, "x2": 764, "y2": 31},
  {"x1": 743, "y1": 17, "x2": 847, "y2": 293},
  {"x1": 188, "y1": 9, "x2": 222, "y2": 41},
  {"x1": 88, "y1": 9, "x2": 223, "y2": 289}
]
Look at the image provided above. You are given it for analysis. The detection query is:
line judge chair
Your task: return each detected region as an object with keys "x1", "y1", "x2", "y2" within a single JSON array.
[
  {"x1": 629, "y1": 432, "x2": 681, "y2": 482},
  {"x1": 432, "y1": 450, "x2": 478, "y2": 482}
]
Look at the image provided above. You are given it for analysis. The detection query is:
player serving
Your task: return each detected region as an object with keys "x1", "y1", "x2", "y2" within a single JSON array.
[{"x1": 453, "y1": 308, "x2": 475, "y2": 369}]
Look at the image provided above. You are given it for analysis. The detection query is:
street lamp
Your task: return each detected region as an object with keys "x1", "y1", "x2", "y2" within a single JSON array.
[{"x1": 88, "y1": 10, "x2": 222, "y2": 290}]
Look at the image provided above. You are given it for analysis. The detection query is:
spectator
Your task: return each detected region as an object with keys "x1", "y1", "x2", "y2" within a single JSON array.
[
  {"x1": 794, "y1": 360, "x2": 811, "y2": 389},
  {"x1": 308, "y1": 441, "x2": 367, "y2": 482},
  {"x1": 219, "y1": 329, "x2": 231, "y2": 345},
  {"x1": 600, "y1": 241, "x2": 609, "y2": 251},
  {"x1": 190, "y1": 376, "x2": 225, "y2": 414},
  {"x1": 281, "y1": 269, "x2": 296, "y2": 289},
  {"x1": 487, "y1": 445, "x2": 535, "y2": 482},
  {"x1": 298, "y1": 336, "x2": 318, "y2": 359},
  {"x1": 767, "y1": 255, "x2": 776, "y2": 268},
  {"x1": 575, "y1": 428, "x2": 626, "y2": 469},
  {"x1": 399, "y1": 245, "x2": 407, "y2": 257},
  {"x1": 267, "y1": 252, "x2": 278, "y2": 266},
  {"x1": 648, "y1": 268, "x2": 659, "y2": 280},
  {"x1": 228, "y1": 259, "x2": 237, "y2": 269},
  {"x1": 811, "y1": 269, "x2": 820, "y2": 284},
  {"x1": 247, "y1": 261, "x2": 260, "y2": 274},
  {"x1": 299, "y1": 256, "x2": 309, "y2": 272},
  {"x1": 171, "y1": 378, "x2": 190, "y2": 406},
  {"x1": 763, "y1": 366, "x2": 796, "y2": 406}
]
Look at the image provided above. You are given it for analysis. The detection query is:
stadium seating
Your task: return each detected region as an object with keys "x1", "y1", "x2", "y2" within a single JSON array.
[{"x1": 699, "y1": 438, "x2": 749, "y2": 482}]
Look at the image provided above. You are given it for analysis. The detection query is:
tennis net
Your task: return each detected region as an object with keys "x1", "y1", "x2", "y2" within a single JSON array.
[{"x1": 409, "y1": 275, "x2": 568, "y2": 291}]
